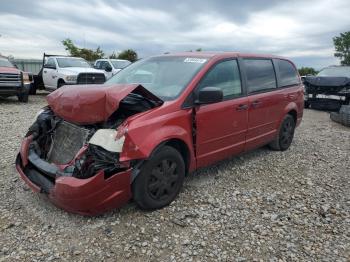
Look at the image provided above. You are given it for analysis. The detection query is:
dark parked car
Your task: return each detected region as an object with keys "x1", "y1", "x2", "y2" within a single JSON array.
[
  {"x1": 0, "y1": 56, "x2": 31, "y2": 102},
  {"x1": 303, "y1": 66, "x2": 350, "y2": 110},
  {"x1": 16, "y1": 52, "x2": 304, "y2": 215}
]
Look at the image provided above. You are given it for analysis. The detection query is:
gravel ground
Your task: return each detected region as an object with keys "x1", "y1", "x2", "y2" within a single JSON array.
[{"x1": 0, "y1": 92, "x2": 349, "y2": 261}]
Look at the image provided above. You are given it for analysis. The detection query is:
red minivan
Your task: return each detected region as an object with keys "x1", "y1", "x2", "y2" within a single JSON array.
[{"x1": 16, "y1": 52, "x2": 303, "y2": 215}]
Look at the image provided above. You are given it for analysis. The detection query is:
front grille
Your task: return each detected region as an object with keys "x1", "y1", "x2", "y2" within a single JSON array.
[
  {"x1": 47, "y1": 121, "x2": 90, "y2": 164},
  {"x1": 77, "y1": 73, "x2": 105, "y2": 84},
  {"x1": 0, "y1": 73, "x2": 21, "y2": 84}
]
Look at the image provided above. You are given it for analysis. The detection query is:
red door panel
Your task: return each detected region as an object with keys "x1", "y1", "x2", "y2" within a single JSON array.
[
  {"x1": 245, "y1": 90, "x2": 284, "y2": 151},
  {"x1": 195, "y1": 97, "x2": 248, "y2": 168}
]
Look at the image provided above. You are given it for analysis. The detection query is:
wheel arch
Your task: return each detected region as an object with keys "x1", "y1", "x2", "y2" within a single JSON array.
[
  {"x1": 57, "y1": 78, "x2": 65, "y2": 88},
  {"x1": 279, "y1": 102, "x2": 298, "y2": 126},
  {"x1": 161, "y1": 138, "x2": 191, "y2": 175},
  {"x1": 287, "y1": 109, "x2": 297, "y2": 124},
  {"x1": 136, "y1": 138, "x2": 191, "y2": 175}
]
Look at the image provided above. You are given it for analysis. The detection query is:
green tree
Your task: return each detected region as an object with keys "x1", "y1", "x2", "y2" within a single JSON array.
[
  {"x1": 62, "y1": 38, "x2": 104, "y2": 61},
  {"x1": 333, "y1": 31, "x2": 350, "y2": 65},
  {"x1": 117, "y1": 49, "x2": 138, "y2": 62},
  {"x1": 298, "y1": 67, "x2": 318, "y2": 76}
]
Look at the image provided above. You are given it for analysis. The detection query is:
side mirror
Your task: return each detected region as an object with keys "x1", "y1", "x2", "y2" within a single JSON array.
[
  {"x1": 105, "y1": 65, "x2": 113, "y2": 72},
  {"x1": 195, "y1": 86, "x2": 223, "y2": 104}
]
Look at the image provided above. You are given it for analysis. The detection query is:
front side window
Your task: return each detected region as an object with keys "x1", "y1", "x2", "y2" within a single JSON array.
[
  {"x1": 45, "y1": 58, "x2": 56, "y2": 68},
  {"x1": 97, "y1": 61, "x2": 110, "y2": 70},
  {"x1": 0, "y1": 58, "x2": 14, "y2": 67},
  {"x1": 244, "y1": 59, "x2": 276, "y2": 93},
  {"x1": 106, "y1": 56, "x2": 208, "y2": 101},
  {"x1": 197, "y1": 59, "x2": 242, "y2": 100},
  {"x1": 56, "y1": 58, "x2": 91, "y2": 68},
  {"x1": 277, "y1": 59, "x2": 300, "y2": 87}
]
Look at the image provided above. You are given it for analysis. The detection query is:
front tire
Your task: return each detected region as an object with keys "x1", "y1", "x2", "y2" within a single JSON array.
[
  {"x1": 132, "y1": 146, "x2": 185, "y2": 210},
  {"x1": 57, "y1": 80, "x2": 65, "y2": 88},
  {"x1": 269, "y1": 114, "x2": 295, "y2": 151},
  {"x1": 29, "y1": 83, "x2": 37, "y2": 95}
]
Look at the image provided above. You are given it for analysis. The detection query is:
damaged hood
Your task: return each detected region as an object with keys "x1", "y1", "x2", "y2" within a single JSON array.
[
  {"x1": 304, "y1": 76, "x2": 350, "y2": 87},
  {"x1": 47, "y1": 84, "x2": 163, "y2": 124}
]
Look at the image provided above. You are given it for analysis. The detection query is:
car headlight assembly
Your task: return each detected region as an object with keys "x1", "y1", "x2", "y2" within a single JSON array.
[
  {"x1": 65, "y1": 75, "x2": 77, "y2": 82},
  {"x1": 89, "y1": 129, "x2": 125, "y2": 153}
]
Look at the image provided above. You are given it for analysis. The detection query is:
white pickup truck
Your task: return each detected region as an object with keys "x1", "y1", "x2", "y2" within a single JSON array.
[
  {"x1": 42, "y1": 56, "x2": 106, "y2": 90},
  {"x1": 94, "y1": 59, "x2": 131, "y2": 80}
]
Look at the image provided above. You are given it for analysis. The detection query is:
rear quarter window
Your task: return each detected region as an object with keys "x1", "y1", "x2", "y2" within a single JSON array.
[
  {"x1": 244, "y1": 59, "x2": 277, "y2": 94},
  {"x1": 277, "y1": 59, "x2": 300, "y2": 87}
]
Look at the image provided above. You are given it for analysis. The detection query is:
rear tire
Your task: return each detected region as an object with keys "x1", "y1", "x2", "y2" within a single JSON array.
[
  {"x1": 132, "y1": 146, "x2": 185, "y2": 210},
  {"x1": 269, "y1": 114, "x2": 295, "y2": 151}
]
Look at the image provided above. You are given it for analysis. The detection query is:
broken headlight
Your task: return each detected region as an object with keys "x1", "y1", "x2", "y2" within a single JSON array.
[{"x1": 88, "y1": 129, "x2": 125, "y2": 152}]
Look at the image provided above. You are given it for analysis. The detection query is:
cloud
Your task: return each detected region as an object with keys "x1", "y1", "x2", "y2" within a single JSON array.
[{"x1": 0, "y1": 0, "x2": 349, "y2": 68}]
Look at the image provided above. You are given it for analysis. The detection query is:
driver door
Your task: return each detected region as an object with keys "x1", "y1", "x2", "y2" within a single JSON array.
[
  {"x1": 99, "y1": 61, "x2": 113, "y2": 80},
  {"x1": 42, "y1": 58, "x2": 58, "y2": 89},
  {"x1": 194, "y1": 59, "x2": 248, "y2": 168}
]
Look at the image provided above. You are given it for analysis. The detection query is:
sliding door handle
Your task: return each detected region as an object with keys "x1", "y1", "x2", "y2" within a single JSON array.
[
  {"x1": 236, "y1": 104, "x2": 248, "y2": 111},
  {"x1": 251, "y1": 100, "x2": 262, "y2": 108}
]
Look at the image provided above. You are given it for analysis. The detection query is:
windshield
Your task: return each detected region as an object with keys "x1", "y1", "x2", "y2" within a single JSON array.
[
  {"x1": 56, "y1": 58, "x2": 91, "y2": 68},
  {"x1": 317, "y1": 67, "x2": 350, "y2": 78},
  {"x1": 106, "y1": 56, "x2": 208, "y2": 100},
  {"x1": 111, "y1": 60, "x2": 131, "y2": 69},
  {"x1": 0, "y1": 58, "x2": 14, "y2": 68}
]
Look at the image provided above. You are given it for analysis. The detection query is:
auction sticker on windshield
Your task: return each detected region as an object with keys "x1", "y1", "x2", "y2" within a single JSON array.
[{"x1": 184, "y1": 58, "x2": 207, "y2": 63}]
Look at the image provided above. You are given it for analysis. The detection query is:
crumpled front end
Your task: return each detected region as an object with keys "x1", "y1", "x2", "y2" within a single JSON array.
[
  {"x1": 15, "y1": 110, "x2": 132, "y2": 215},
  {"x1": 16, "y1": 85, "x2": 163, "y2": 215},
  {"x1": 303, "y1": 76, "x2": 350, "y2": 111}
]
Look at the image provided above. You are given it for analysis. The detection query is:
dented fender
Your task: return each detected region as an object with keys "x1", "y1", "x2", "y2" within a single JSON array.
[{"x1": 119, "y1": 109, "x2": 196, "y2": 171}]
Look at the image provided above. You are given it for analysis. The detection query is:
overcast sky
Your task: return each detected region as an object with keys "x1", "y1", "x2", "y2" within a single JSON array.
[{"x1": 0, "y1": 0, "x2": 349, "y2": 68}]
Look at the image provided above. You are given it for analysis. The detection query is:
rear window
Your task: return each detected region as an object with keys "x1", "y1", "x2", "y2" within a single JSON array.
[
  {"x1": 277, "y1": 59, "x2": 299, "y2": 87},
  {"x1": 244, "y1": 59, "x2": 276, "y2": 93}
]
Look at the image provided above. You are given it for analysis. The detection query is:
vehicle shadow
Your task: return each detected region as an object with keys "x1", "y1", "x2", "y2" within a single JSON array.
[
  {"x1": 185, "y1": 146, "x2": 272, "y2": 182},
  {"x1": 0, "y1": 96, "x2": 20, "y2": 105}
]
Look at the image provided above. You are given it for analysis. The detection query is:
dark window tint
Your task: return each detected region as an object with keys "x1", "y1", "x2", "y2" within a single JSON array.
[
  {"x1": 277, "y1": 59, "x2": 299, "y2": 86},
  {"x1": 197, "y1": 59, "x2": 242, "y2": 99},
  {"x1": 45, "y1": 58, "x2": 56, "y2": 68},
  {"x1": 97, "y1": 61, "x2": 111, "y2": 70},
  {"x1": 244, "y1": 59, "x2": 276, "y2": 93},
  {"x1": 95, "y1": 61, "x2": 102, "y2": 68}
]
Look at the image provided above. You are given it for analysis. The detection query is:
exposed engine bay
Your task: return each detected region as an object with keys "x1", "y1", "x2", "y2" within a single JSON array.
[{"x1": 25, "y1": 90, "x2": 162, "y2": 184}]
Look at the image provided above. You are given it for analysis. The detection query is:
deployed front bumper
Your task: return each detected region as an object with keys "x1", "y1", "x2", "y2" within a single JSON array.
[{"x1": 16, "y1": 136, "x2": 132, "y2": 216}]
